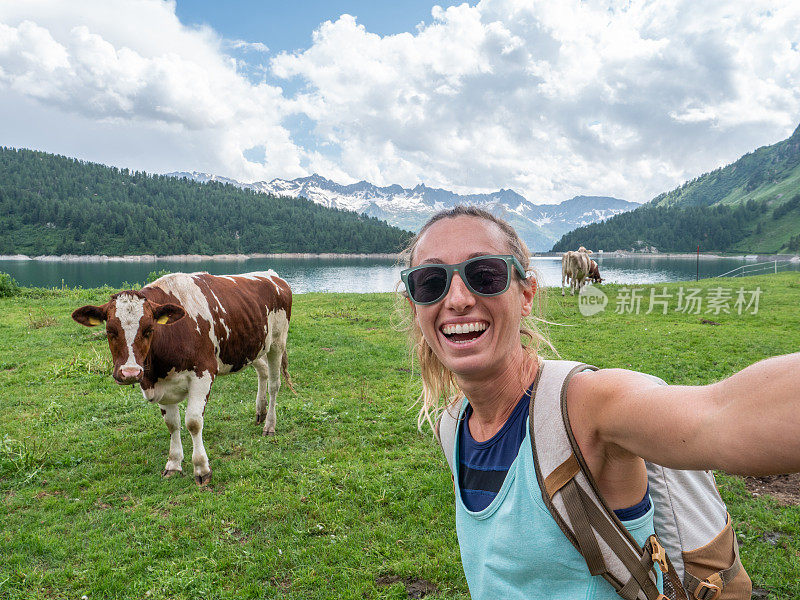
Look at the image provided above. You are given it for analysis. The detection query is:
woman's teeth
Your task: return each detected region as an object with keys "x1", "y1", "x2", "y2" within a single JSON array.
[
  {"x1": 441, "y1": 322, "x2": 487, "y2": 335},
  {"x1": 441, "y1": 322, "x2": 488, "y2": 343}
]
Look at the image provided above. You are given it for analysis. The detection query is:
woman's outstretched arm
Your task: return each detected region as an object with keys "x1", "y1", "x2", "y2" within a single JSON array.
[{"x1": 569, "y1": 352, "x2": 800, "y2": 475}]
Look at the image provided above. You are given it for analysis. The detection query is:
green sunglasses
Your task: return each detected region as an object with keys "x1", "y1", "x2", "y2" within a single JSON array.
[{"x1": 401, "y1": 255, "x2": 528, "y2": 305}]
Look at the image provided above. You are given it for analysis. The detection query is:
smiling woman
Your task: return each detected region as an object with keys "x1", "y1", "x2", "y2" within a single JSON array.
[
  {"x1": 398, "y1": 206, "x2": 552, "y2": 431},
  {"x1": 397, "y1": 205, "x2": 800, "y2": 600}
]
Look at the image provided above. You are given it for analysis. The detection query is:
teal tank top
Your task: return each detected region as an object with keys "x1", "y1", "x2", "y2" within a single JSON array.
[{"x1": 453, "y1": 401, "x2": 662, "y2": 600}]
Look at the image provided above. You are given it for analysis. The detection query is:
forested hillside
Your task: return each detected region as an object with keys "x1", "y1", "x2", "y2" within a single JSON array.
[
  {"x1": 0, "y1": 148, "x2": 412, "y2": 256},
  {"x1": 551, "y1": 200, "x2": 800, "y2": 253},
  {"x1": 552, "y1": 124, "x2": 800, "y2": 254}
]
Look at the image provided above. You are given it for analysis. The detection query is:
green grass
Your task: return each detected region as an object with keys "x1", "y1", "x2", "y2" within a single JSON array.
[{"x1": 1, "y1": 275, "x2": 799, "y2": 599}]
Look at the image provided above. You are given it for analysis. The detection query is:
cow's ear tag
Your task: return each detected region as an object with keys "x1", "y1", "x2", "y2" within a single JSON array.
[
  {"x1": 88, "y1": 317, "x2": 102, "y2": 326},
  {"x1": 156, "y1": 315, "x2": 170, "y2": 325}
]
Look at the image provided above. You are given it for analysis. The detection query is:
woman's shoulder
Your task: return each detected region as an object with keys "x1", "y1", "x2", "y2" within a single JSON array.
[
  {"x1": 567, "y1": 365, "x2": 663, "y2": 395},
  {"x1": 564, "y1": 367, "x2": 667, "y2": 432}
]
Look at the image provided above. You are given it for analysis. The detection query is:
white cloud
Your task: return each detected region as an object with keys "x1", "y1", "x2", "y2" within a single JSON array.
[
  {"x1": 0, "y1": 0, "x2": 306, "y2": 181},
  {"x1": 272, "y1": 0, "x2": 800, "y2": 203},
  {"x1": 228, "y1": 39, "x2": 270, "y2": 53}
]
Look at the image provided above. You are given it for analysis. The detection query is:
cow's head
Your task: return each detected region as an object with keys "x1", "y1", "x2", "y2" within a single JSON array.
[{"x1": 72, "y1": 291, "x2": 185, "y2": 384}]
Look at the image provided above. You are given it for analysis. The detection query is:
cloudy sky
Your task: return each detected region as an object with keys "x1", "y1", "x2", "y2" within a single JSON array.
[{"x1": 1, "y1": 1, "x2": 799, "y2": 204}]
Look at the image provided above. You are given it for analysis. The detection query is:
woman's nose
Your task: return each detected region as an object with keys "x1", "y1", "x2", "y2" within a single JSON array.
[{"x1": 444, "y1": 272, "x2": 475, "y2": 311}]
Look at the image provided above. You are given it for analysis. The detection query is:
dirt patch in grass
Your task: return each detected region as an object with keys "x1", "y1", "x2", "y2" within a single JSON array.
[
  {"x1": 35, "y1": 490, "x2": 64, "y2": 500},
  {"x1": 744, "y1": 473, "x2": 800, "y2": 506},
  {"x1": 375, "y1": 575, "x2": 438, "y2": 599},
  {"x1": 270, "y1": 574, "x2": 292, "y2": 591}
]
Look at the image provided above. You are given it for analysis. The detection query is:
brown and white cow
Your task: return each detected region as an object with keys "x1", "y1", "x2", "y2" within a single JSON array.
[
  {"x1": 561, "y1": 247, "x2": 593, "y2": 296},
  {"x1": 72, "y1": 271, "x2": 292, "y2": 485},
  {"x1": 587, "y1": 259, "x2": 603, "y2": 284}
]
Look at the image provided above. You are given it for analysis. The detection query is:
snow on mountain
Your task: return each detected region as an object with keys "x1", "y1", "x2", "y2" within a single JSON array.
[{"x1": 165, "y1": 172, "x2": 639, "y2": 251}]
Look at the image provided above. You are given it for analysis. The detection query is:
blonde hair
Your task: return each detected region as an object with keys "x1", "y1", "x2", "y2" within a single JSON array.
[{"x1": 396, "y1": 206, "x2": 555, "y2": 431}]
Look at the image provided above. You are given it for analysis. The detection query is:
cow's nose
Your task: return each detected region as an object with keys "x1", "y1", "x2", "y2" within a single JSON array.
[{"x1": 117, "y1": 367, "x2": 143, "y2": 383}]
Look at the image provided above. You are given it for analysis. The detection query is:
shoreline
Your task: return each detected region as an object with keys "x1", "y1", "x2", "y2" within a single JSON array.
[
  {"x1": 596, "y1": 251, "x2": 800, "y2": 262},
  {"x1": 0, "y1": 252, "x2": 400, "y2": 263},
  {"x1": 1, "y1": 251, "x2": 797, "y2": 263},
  {"x1": 533, "y1": 251, "x2": 799, "y2": 262}
]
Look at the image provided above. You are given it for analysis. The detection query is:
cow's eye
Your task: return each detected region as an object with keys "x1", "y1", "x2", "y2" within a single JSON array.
[
  {"x1": 143, "y1": 328, "x2": 153, "y2": 338},
  {"x1": 106, "y1": 330, "x2": 116, "y2": 339}
]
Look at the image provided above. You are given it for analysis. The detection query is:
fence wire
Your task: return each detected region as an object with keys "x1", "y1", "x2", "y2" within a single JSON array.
[{"x1": 715, "y1": 259, "x2": 795, "y2": 278}]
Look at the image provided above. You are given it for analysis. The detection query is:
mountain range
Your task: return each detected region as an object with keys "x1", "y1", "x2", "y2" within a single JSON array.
[{"x1": 165, "y1": 171, "x2": 639, "y2": 251}]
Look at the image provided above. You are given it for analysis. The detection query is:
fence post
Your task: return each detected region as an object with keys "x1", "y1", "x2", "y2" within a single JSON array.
[
  {"x1": 696, "y1": 245, "x2": 700, "y2": 281},
  {"x1": 775, "y1": 258, "x2": 778, "y2": 274}
]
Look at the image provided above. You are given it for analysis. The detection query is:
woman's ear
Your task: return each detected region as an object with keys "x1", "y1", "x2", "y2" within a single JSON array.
[
  {"x1": 520, "y1": 278, "x2": 537, "y2": 317},
  {"x1": 405, "y1": 292, "x2": 417, "y2": 314}
]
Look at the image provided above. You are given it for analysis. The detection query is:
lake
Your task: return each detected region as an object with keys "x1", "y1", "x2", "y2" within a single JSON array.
[{"x1": 1, "y1": 255, "x2": 798, "y2": 292}]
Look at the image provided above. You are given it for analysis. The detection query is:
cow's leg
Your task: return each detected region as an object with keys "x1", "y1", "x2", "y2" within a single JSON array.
[
  {"x1": 561, "y1": 255, "x2": 571, "y2": 296},
  {"x1": 577, "y1": 272, "x2": 586, "y2": 295},
  {"x1": 160, "y1": 402, "x2": 184, "y2": 477},
  {"x1": 254, "y1": 356, "x2": 269, "y2": 427},
  {"x1": 255, "y1": 348, "x2": 282, "y2": 436},
  {"x1": 185, "y1": 371, "x2": 214, "y2": 485}
]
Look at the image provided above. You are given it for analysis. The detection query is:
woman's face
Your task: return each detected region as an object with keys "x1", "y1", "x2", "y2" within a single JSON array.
[{"x1": 410, "y1": 216, "x2": 536, "y2": 383}]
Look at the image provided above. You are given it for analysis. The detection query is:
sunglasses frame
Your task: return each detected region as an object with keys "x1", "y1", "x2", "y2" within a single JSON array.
[{"x1": 401, "y1": 254, "x2": 528, "y2": 305}]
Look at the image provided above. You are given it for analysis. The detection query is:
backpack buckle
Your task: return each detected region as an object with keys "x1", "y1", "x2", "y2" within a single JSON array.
[
  {"x1": 650, "y1": 537, "x2": 669, "y2": 573},
  {"x1": 693, "y1": 580, "x2": 721, "y2": 600}
]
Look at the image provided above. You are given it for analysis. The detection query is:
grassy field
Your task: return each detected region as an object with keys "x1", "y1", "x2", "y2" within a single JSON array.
[{"x1": 1, "y1": 273, "x2": 799, "y2": 599}]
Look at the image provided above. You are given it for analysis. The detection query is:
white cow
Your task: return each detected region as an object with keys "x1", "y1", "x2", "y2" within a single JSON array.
[{"x1": 561, "y1": 247, "x2": 593, "y2": 296}]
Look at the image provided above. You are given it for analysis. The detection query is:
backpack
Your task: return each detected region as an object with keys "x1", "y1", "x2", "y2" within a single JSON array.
[{"x1": 436, "y1": 359, "x2": 751, "y2": 600}]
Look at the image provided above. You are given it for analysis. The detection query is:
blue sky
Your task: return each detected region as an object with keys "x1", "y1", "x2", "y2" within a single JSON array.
[
  {"x1": 175, "y1": 1, "x2": 475, "y2": 55},
  {"x1": 0, "y1": 1, "x2": 798, "y2": 204}
]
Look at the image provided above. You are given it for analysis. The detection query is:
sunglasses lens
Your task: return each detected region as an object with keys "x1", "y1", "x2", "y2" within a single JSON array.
[
  {"x1": 465, "y1": 258, "x2": 509, "y2": 295},
  {"x1": 407, "y1": 266, "x2": 448, "y2": 304}
]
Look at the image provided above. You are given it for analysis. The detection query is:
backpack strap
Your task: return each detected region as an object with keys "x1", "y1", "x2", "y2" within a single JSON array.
[
  {"x1": 436, "y1": 401, "x2": 462, "y2": 476},
  {"x1": 530, "y1": 360, "x2": 687, "y2": 600}
]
